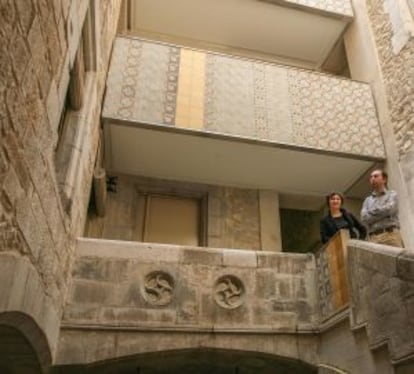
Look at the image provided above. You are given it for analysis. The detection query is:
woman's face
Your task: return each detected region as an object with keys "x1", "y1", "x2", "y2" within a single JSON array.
[{"x1": 329, "y1": 194, "x2": 342, "y2": 210}]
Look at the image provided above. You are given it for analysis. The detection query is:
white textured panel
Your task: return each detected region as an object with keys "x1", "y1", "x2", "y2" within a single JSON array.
[{"x1": 106, "y1": 123, "x2": 376, "y2": 197}]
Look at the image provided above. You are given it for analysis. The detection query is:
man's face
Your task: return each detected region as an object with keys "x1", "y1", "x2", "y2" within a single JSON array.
[{"x1": 370, "y1": 170, "x2": 386, "y2": 190}]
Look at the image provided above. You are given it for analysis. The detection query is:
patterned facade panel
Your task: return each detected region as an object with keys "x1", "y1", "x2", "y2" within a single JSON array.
[
  {"x1": 287, "y1": 69, "x2": 385, "y2": 158},
  {"x1": 283, "y1": 0, "x2": 353, "y2": 17},
  {"x1": 204, "y1": 55, "x2": 293, "y2": 143},
  {"x1": 103, "y1": 38, "x2": 179, "y2": 124},
  {"x1": 204, "y1": 55, "x2": 256, "y2": 138},
  {"x1": 103, "y1": 37, "x2": 385, "y2": 159}
]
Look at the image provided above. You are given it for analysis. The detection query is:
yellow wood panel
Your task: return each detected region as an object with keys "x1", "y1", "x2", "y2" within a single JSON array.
[
  {"x1": 176, "y1": 49, "x2": 206, "y2": 130},
  {"x1": 327, "y1": 230, "x2": 349, "y2": 310},
  {"x1": 144, "y1": 195, "x2": 199, "y2": 246}
]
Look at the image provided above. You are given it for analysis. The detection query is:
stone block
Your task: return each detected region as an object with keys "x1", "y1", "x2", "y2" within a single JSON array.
[
  {"x1": 71, "y1": 280, "x2": 114, "y2": 304},
  {"x1": 121, "y1": 282, "x2": 146, "y2": 307},
  {"x1": 72, "y1": 257, "x2": 130, "y2": 283},
  {"x1": 180, "y1": 247, "x2": 222, "y2": 266},
  {"x1": 270, "y1": 311, "x2": 297, "y2": 332},
  {"x1": 76, "y1": 238, "x2": 181, "y2": 263},
  {"x1": 6, "y1": 85, "x2": 28, "y2": 138},
  {"x1": 27, "y1": 16, "x2": 47, "y2": 76},
  {"x1": 9, "y1": 29, "x2": 30, "y2": 83},
  {"x1": 351, "y1": 240, "x2": 403, "y2": 277},
  {"x1": 223, "y1": 249, "x2": 257, "y2": 267},
  {"x1": 101, "y1": 306, "x2": 176, "y2": 325},
  {"x1": 46, "y1": 79, "x2": 60, "y2": 134},
  {"x1": 255, "y1": 270, "x2": 276, "y2": 299},
  {"x1": 63, "y1": 304, "x2": 100, "y2": 323},
  {"x1": 397, "y1": 250, "x2": 414, "y2": 281},
  {"x1": 257, "y1": 252, "x2": 311, "y2": 273}
]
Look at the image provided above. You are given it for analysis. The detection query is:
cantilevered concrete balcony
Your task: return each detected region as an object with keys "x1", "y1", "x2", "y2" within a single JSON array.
[
  {"x1": 124, "y1": 0, "x2": 354, "y2": 69},
  {"x1": 102, "y1": 36, "x2": 385, "y2": 198}
]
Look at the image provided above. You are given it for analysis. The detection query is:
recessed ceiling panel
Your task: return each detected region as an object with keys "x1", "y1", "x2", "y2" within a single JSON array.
[
  {"x1": 105, "y1": 123, "x2": 374, "y2": 197},
  {"x1": 129, "y1": 0, "x2": 351, "y2": 68}
]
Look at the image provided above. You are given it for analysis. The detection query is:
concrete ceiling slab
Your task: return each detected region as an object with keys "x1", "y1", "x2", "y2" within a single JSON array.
[
  {"x1": 128, "y1": 0, "x2": 351, "y2": 69},
  {"x1": 104, "y1": 122, "x2": 375, "y2": 199}
]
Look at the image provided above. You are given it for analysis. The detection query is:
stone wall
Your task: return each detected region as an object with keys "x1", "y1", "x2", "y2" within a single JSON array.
[
  {"x1": 365, "y1": 0, "x2": 414, "y2": 159},
  {"x1": 56, "y1": 238, "x2": 318, "y2": 367},
  {"x1": 347, "y1": 240, "x2": 414, "y2": 365},
  {"x1": 344, "y1": 0, "x2": 414, "y2": 249},
  {"x1": 364, "y1": 0, "x2": 414, "y2": 235},
  {"x1": 85, "y1": 175, "x2": 263, "y2": 251},
  {"x1": 0, "y1": 0, "x2": 122, "y2": 358}
]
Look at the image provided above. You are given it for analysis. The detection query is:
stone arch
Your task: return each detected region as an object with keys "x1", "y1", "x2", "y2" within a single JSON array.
[
  {"x1": 0, "y1": 312, "x2": 52, "y2": 373},
  {"x1": 56, "y1": 347, "x2": 318, "y2": 373},
  {"x1": 0, "y1": 255, "x2": 59, "y2": 371}
]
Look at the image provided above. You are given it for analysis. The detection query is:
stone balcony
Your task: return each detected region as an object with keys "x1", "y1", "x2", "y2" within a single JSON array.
[
  {"x1": 125, "y1": 0, "x2": 354, "y2": 70},
  {"x1": 62, "y1": 238, "x2": 318, "y2": 333},
  {"x1": 55, "y1": 236, "x2": 414, "y2": 372}
]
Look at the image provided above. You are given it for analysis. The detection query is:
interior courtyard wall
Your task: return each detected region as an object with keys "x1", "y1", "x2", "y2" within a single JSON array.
[
  {"x1": 364, "y1": 0, "x2": 414, "y2": 233},
  {"x1": 86, "y1": 174, "x2": 275, "y2": 251},
  {"x1": 344, "y1": 0, "x2": 414, "y2": 249},
  {"x1": 0, "y1": 0, "x2": 122, "y2": 358},
  {"x1": 318, "y1": 319, "x2": 393, "y2": 374}
]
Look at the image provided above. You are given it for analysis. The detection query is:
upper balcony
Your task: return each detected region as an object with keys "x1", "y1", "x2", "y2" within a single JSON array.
[
  {"x1": 102, "y1": 36, "x2": 384, "y2": 198},
  {"x1": 123, "y1": 0, "x2": 354, "y2": 70}
]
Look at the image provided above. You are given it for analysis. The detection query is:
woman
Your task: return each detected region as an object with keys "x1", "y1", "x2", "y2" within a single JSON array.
[{"x1": 320, "y1": 192, "x2": 367, "y2": 244}]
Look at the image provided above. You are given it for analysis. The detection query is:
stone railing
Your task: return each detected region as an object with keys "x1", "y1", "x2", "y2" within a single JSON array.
[
  {"x1": 103, "y1": 36, "x2": 385, "y2": 159},
  {"x1": 62, "y1": 238, "x2": 318, "y2": 333},
  {"x1": 347, "y1": 240, "x2": 414, "y2": 365},
  {"x1": 315, "y1": 230, "x2": 350, "y2": 321}
]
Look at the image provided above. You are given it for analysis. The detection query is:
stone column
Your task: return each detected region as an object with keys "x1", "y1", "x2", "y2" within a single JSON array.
[
  {"x1": 69, "y1": 44, "x2": 85, "y2": 110},
  {"x1": 259, "y1": 190, "x2": 282, "y2": 251},
  {"x1": 343, "y1": 0, "x2": 414, "y2": 249}
]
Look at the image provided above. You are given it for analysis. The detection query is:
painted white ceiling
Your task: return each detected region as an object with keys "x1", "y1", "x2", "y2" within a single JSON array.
[
  {"x1": 128, "y1": 0, "x2": 350, "y2": 69},
  {"x1": 105, "y1": 123, "x2": 375, "y2": 206}
]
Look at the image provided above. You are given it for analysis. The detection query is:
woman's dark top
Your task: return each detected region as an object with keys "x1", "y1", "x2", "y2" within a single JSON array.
[{"x1": 320, "y1": 208, "x2": 367, "y2": 244}]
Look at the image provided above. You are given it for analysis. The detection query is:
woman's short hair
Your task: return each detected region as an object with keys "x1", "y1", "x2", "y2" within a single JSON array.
[{"x1": 326, "y1": 192, "x2": 344, "y2": 206}]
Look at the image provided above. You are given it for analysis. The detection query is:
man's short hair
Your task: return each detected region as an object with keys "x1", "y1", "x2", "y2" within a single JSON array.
[{"x1": 373, "y1": 168, "x2": 388, "y2": 182}]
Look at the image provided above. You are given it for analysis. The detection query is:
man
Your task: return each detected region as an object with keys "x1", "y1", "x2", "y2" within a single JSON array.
[{"x1": 361, "y1": 169, "x2": 403, "y2": 247}]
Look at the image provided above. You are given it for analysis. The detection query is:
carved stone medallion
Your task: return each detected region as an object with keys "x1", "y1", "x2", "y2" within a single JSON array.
[
  {"x1": 214, "y1": 275, "x2": 245, "y2": 309},
  {"x1": 143, "y1": 271, "x2": 174, "y2": 306}
]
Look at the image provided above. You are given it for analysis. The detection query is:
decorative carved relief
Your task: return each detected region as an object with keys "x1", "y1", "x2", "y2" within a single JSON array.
[
  {"x1": 143, "y1": 271, "x2": 174, "y2": 306},
  {"x1": 214, "y1": 275, "x2": 245, "y2": 309}
]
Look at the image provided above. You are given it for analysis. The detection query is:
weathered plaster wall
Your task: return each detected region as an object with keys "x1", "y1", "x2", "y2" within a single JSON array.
[
  {"x1": 0, "y1": 0, "x2": 122, "y2": 359},
  {"x1": 85, "y1": 175, "x2": 274, "y2": 251}
]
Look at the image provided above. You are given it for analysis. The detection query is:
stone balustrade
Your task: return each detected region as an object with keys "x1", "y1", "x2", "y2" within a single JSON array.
[{"x1": 63, "y1": 238, "x2": 318, "y2": 333}]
